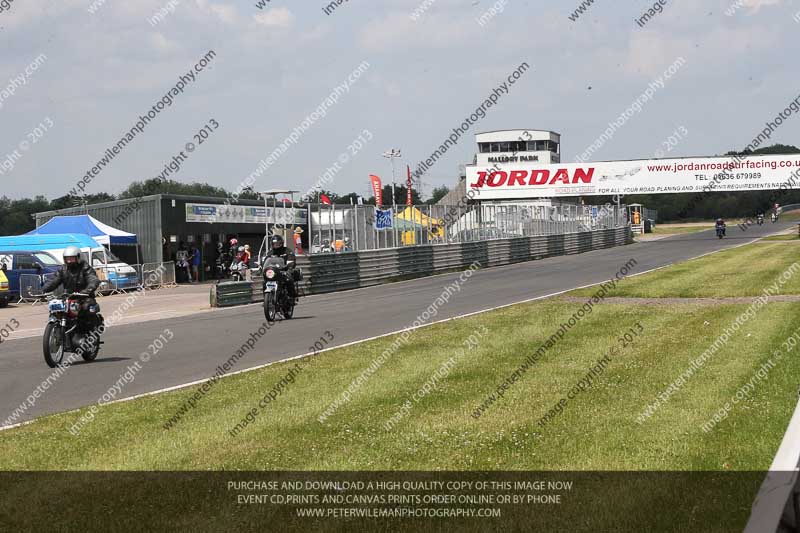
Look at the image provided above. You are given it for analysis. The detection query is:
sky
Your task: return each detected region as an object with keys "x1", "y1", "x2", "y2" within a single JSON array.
[{"x1": 0, "y1": 0, "x2": 797, "y2": 201}]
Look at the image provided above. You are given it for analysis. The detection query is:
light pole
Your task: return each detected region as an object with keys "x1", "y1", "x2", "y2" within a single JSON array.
[
  {"x1": 382, "y1": 149, "x2": 402, "y2": 208},
  {"x1": 383, "y1": 149, "x2": 402, "y2": 248}
]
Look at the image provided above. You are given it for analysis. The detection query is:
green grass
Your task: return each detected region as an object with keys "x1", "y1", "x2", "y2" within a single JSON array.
[
  {"x1": 571, "y1": 242, "x2": 800, "y2": 298},
  {"x1": 650, "y1": 224, "x2": 713, "y2": 235},
  {"x1": 5, "y1": 241, "x2": 800, "y2": 530},
  {"x1": 762, "y1": 233, "x2": 800, "y2": 241},
  {"x1": 1, "y1": 299, "x2": 798, "y2": 472}
]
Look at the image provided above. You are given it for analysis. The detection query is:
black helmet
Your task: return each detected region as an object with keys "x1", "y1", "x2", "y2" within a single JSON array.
[{"x1": 271, "y1": 234, "x2": 285, "y2": 250}]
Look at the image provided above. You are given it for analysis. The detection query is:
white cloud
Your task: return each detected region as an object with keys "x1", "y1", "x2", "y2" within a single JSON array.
[
  {"x1": 150, "y1": 32, "x2": 181, "y2": 53},
  {"x1": 209, "y1": 3, "x2": 238, "y2": 24},
  {"x1": 360, "y1": 12, "x2": 470, "y2": 52},
  {"x1": 253, "y1": 7, "x2": 293, "y2": 28},
  {"x1": 739, "y1": 0, "x2": 783, "y2": 14}
]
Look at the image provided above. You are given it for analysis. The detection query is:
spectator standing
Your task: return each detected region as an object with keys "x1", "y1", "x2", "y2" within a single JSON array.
[
  {"x1": 190, "y1": 244, "x2": 201, "y2": 283},
  {"x1": 242, "y1": 244, "x2": 252, "y2": 281},
  {"x1": 293, "y1": 227, "x2": 304, "y2": 255},
  {"x1": 176, "y1": 242, "x2": 191, "y2": 284}
]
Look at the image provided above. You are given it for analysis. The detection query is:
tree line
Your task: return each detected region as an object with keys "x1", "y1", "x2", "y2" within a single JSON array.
[
  {"x1": 617, "y1": 144, "x2": 800, "y2": 221},
  {"x1": 0, "y1": 178, "x2": 452, "y2": 237},
  {"x1": 5, "y1": 142, "x2": 794, "y2": 236}
]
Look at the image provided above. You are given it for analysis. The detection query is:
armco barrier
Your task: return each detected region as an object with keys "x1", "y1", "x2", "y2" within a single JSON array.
[
  {"x1": 211, "y1": 226, "x2": 632, "y2": 307},
  {"x1": 744, "y1": 396, "x2": 800, "y2": 532},
  {"x1": 212, "y1": 281, "x2": 261, "y2": 307},
  {"x1": 304, "y1": 226, "x2": 632, "y2": 295}
]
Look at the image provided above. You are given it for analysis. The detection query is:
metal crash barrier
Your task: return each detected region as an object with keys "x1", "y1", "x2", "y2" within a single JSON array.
[
  {"x1": 211, "y1": 226, "x2": 632, "y2": 307},
  {"x1": 744, "y1": 396, "x2": 800, "y2": 532},
  {"x1": 95, "y1": 265, "x2": 123, "y2": 296},
  {"x1": 12, "y1": 262, "x2": 178, "y2": 304},
  {"x1": 212, "y1": 281, "x2": 263, "y2": 308},
  {"x1": 140, "y1": 262, "x2": 177, "y2": 291},
  {"x1": 305, "y1": 226, "x2": 632, "y2": 295},
  {"x1": 17, "y1": 273, "x2": 63, "y2": 304}
]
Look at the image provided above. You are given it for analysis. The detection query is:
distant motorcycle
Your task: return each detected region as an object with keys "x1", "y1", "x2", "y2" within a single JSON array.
[
  {"x1": 43, "y1": 293, "x2": 104, "y2": 367},
  {"x1": 214, "y1": 253, "x2": 230, "y2": 280},
  {"x1": 262, "y1": 256, "x2": 295, "y2": 323},
  {"x1": 176, "y1": 256, "x2": 191, "y2": 283},
  {"x1": 757, "y1": 214, "x2": 764, "y2": 226},
  {"x1": 230, "y1": 260, "x2": 247, "y2": 282},
  {"x1": 771, "y1": 212, "x2": 779, "y2": 223},
  {"x1": 716, "y1": 225, "x2": 726, "y2": 239}
]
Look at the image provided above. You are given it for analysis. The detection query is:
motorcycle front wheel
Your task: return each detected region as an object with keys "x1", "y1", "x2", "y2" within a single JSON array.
[
  {"x1": 282, "y1": 292, "x2": 295, "y2": 319},
  {"x1": 43, "y1": 322, "x2": 65, "y2": 368},
  {"x1": 264, "y1": 292, "x2": 277, "y2": 323},
  {"x1": 81, "y1": 324, "x2": 102, "y2": 362}
]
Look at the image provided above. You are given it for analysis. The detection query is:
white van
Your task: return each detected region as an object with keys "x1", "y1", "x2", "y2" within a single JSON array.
[{"x1": 0, "y1": 234, "x2": 139, "y2": 290}]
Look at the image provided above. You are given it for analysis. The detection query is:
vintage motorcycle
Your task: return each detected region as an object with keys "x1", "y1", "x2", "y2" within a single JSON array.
[
  {"x1": 262, "y1": 256, "x2": 295, "y2": 323},
  {"x1": 43, "y1": 293, "x2": 105, "y2": 367},
  {"x1": 230, "y1": 260, "x2": 247, "y2": 282}
]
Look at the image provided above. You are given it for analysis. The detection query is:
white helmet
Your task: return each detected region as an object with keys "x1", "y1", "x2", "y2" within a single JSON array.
[
  {"x1": 238, "y1": 246, "x2": 245, "y2": 252},
  {"x1": 63, "y1": 246, "x2": 81, "y2": 261},
  {"x1": 63, "y1": 246, "x2": 81, "y2": 269}
]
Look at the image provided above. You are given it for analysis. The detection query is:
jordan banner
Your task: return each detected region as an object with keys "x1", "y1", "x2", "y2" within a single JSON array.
[{"x1": 466, "y1": 153, "x2": 800, "y2": 199}]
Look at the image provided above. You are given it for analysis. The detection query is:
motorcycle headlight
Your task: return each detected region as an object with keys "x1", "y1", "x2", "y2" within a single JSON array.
[{"x1": 266, "y1": 269, "x2": 275, "y2": 279}]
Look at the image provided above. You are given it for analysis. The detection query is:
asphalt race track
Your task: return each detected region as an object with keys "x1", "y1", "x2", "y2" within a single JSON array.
[{"x1": 0, "y1": 222, "x2": 793, "y2": 425}]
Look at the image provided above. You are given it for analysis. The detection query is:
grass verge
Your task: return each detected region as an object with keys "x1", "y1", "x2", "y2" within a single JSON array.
[
  {"x1": 4, "y1": 238, "x2": 800, "y2": 530},
  {"x1": 651, "y1": 224, "x2": 713, "y2": 235},
  {"x1": 1, "y1": 300, "x2": 798, "y2": 471},
  {"x1": 570, "y1": 241, "x2": 800, "y2": 298}
]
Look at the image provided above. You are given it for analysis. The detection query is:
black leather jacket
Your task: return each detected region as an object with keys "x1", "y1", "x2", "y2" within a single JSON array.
[
  {"x1": 42, "y1": 260, "x2": 100, "y2": 296},
  {"x1": 265, "y1": 247, "x2": 296, "y2": 271}
]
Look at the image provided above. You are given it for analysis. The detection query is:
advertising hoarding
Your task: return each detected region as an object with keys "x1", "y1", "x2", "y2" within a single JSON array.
[
  {"x1": 185, "y1": 203, "x2": 307, "y2": 225},
  {"x1": 466, "y1": 154, "x2": 800, "y2": 199}
]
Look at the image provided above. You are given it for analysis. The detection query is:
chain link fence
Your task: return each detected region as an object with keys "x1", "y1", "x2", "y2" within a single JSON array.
[{"x1": 308, "y1": 203, "x2": 627, "y2": 253}]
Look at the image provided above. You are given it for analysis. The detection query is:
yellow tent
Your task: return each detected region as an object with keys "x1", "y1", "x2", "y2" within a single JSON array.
[{"x1": 394, "y1": 206, "x2": 445, "y2": 245}]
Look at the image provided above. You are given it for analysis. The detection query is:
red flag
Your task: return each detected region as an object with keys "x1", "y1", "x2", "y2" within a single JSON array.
[
  {"x1": 280, "y1": 198, "x2": 292, "y2": 204},
  {"x1": 406, "y1": 165, "x2": 413, "y2": 206},
  {"x1": 369, "y1": 175, "x2": 383, "y2": 207},
  {"x1": 320, "y1": 194, "x2": 331, "y2": 205}
]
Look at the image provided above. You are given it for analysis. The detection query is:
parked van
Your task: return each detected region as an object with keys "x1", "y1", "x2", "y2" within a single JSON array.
[
  {"x1": 0, "y1": 250, "x2": 62, "y2": 300},
  {"x1": 0, "y1": 234, "x2": 139, "y2": 291},
  {"x1": 0, "y1": 266, "x2": 10, "y2": 307}
]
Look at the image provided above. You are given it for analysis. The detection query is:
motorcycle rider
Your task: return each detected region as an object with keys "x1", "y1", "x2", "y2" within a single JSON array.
[
  {"x1": 265, "y1": 234, "x2": 298, "y2": 302},
  {"x1": 41, "y1": 246, "x2": 101, "y2": 328},
  {"x1": 715, "y1": 218, "x2": 726, "y2": 236},
  {"x1": 214, "y1": 242, "x2": 229, "y2": 279},
  {"x1": 228, "y1": 238, "x2": 239, "y2": 260}
]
